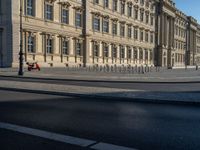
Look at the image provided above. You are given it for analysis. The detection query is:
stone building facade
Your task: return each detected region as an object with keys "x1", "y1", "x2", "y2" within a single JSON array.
[
  {"x1": 174, "y1": 10, "x2": 187, "y2": 67},
  {"x1": 0, "y1": 0, "x2": 200, "y2": 68}
]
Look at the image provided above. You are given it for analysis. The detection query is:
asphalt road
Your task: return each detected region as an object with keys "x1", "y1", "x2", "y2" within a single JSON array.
[
  {"x1": 0, "y1": 90, "x2": 200, "y2": 150},
  {"x1": 0, "y1": 76, "x2": 200, "y2": 92}
]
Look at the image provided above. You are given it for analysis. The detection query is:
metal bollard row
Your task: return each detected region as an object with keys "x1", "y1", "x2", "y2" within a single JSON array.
[{"x1": 65, "y1": 65, "x2": 163, "y2": 74}]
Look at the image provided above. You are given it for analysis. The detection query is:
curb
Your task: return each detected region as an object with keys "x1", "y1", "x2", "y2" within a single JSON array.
[
  {"x1": 0, "y1": 87, "x2": 200, "y2": 106},
  {"x1": 1, "y1": 74, "x2": 200, "y2": 84}
]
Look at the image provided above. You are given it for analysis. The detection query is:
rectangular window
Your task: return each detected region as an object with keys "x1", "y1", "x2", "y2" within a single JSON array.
[
  {"x1": 104, "y1": 0, "x2": 109, "y2": 8},
  {"x1": 27, "y1": 33, "x2": 35, "y2": 53},
  {"x1": 150, "y1": 4, "x2": 154, "y2": 10},
  {"x1": 103, "y1": 20, "x2": 109, "y2": 33},
  {"x1": 140, "y1": 30, "x2": 143, "y2": 41},
  {"x1": 120, "y1": 24, "x2": 125, "y2": 37},
  {"x1": 76, "y1": 42, "x2": 82, "y2": 56},
  {"x1": 140, "y1": 11, "x2": 144, "y2": 22},
  {"x1": 127, "y1": 6, "x2": 132, "y2": 17},
  {"x1": 134, "y1": 9, "x2": 138, "y2": 20},
  {"x1": 45, "y1": 3, "x2": 53, "y2": 20},
  {"x1": 104, "y1": 46, "x2": 109, "y2": 57},
  {"x1": 134, "y1": 49, "x2": 138, "y2": 60},
  {"x1": 151, "y1": 16, "x2": 154, "y2": 26},
  {"x1": 128, "y1": 26, "x2": 132, "y2": 38},
  {"x1": 140, "y1": 0, "x2": 144, "y2": 6},
  {"x1": 150, "y1": 50, "x2": 153, "y2": 61},
  {"x1": 63, "y1": 41, "x2": 69, "y2": 55},
  {"x1": 26, "y1": 0, "x2": 34, "y2": 16},
  {"x1": 139, "y1": 49, "x2": 143, "y2": 60},
  {"x1": 113, "y1": 0, "x2": 118, "y2": 11},
  {"x1": 93, "y1": 17, "x2": 100, "y2": 31},
  {"x1": 145, "y1": 31, "x2": 149, "y2": 42},
  {"x1": 134, "y1": 28, "x2": 138, "y2": 40},
  {"x1": 120, "y1": 47, "x2": 125, "y2": 59},
  {"x1": 75, "y1": 12, "x2": 82, "y2": 27},
  {"x1": 146, "y1": 13, "x2": 149, "y2": 24},
  {"x1": 62, "y1": 9, "x2": 69, "y2": 24},
  {"x1": 112, "y1": 23, "x2": 117, "y2": 35},
  {"x1": 145, "y1": 50, "x2": 148, "y2": 60},
  {"x1": 46, "y1": 38, "x2": 53, "y2": 54},
  {"x1": 150, "y1": 33, "x2": 154, "y2": 43},
  {"x1": 127, "y1": 48, "x2": 132, "y2": 59},
  {"x1": 93, "y1": 44, "x2": 99, "y2": 57},
  {"x1": 121, "y1": 3, "x2": 125, "y2": 14},
  {"x1": 94, "y1": 0, "x2": 99, "y2": 4},
  {"x1": 112, "y1": 46, "x2": 117, "y2": 58}
]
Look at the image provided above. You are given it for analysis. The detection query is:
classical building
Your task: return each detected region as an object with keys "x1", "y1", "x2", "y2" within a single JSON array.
[{"x1": 0, "y1": 0, "x2": 200, "y2": 68}]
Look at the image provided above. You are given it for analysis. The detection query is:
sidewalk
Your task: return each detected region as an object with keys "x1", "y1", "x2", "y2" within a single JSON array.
[
  {"x1": 1, "y1": 68, "x2": 200, "y2": 104},
  {"x1": 1, "y1": 67, "x2": 200, "y2": 82}
]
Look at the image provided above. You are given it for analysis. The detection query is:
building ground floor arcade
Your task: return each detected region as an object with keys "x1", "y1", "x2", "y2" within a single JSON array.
[{"x1": 17, "y1": 30, "x2": 154, "y2": 68}]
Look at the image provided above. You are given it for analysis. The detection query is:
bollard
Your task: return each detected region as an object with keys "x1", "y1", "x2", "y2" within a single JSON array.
[
  {"x1": 131, "y1": 66, "x2": 134, "y2": 74},
  {"x1": 135, "y1": 65, "x2": 138, "y2": 73},
  {"x1": 141, "y1": 66, "x2": 144, "y2": 74},
  {"x1": 150, "y1": 66, "x2": 153, "y2": 72}
]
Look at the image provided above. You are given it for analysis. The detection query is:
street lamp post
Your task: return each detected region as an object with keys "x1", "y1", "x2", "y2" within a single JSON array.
[
  {"x1": 185, "y1": 22, "x2": 189, "y2": 70},
  {"x1": 18, "y1": 0, "x2": 24, "y2": 76}
]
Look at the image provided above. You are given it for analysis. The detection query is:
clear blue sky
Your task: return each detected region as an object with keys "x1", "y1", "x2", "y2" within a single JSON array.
[{"x1": 174, "y1": 0, "x2": 200, "y2": 23}]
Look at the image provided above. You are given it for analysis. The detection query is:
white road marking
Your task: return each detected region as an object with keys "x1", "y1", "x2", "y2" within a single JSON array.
[
  {"x1": 0, "y1": 122, "x2": 138, "y2": 150},
  {"x1": 0, "y1": 122, "x2": 95, "y2": 147},
  {"x1": 91, "y1": 142, "x2": 138, "y2": 150}
]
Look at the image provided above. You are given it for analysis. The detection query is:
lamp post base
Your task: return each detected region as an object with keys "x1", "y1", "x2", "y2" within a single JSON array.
[{"x1": 18, "y1": 71, "x2": 24, "y2": 76}]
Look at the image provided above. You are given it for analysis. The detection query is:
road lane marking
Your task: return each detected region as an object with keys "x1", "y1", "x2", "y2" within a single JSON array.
[
  {"x1": 91, "y1": 142, "x2": 138, "y2": 150},
  {"x1": 0, "y1": 122, "x2": 95, "y2": 147},
  {"x1": 0, "y1": 122, "x2": 138, "y2": 150}
]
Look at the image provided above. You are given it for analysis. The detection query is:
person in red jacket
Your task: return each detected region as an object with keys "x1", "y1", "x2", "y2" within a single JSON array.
[{"x1": 26, "y1": 62, "x2": 40, "y2": 71}]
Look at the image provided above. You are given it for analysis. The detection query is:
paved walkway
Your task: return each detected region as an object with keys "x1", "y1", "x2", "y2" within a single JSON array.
[
  {"x1": 1, "y1": 67, "x2": 200, "y2": 82},
  {"x1": 0, "y1": 68, "x2": 200, "y2": 104}
]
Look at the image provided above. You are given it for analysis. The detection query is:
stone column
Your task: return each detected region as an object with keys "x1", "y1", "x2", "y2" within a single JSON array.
[
  {"x1": 69, "y1": 38, "x2": 74, "y2": 56},
  {"x1": 137, "y1": 48, "x2": 140, "y2": 64},
  {"x1": 167, "y1": 17, "x2": 172, "y2": 67},
  {"x1": 131, "y1": 47, "x2": 134, "y2": 64},
  {"x1": 83, "y1": 0, "x2": 90, "y2": 67},
  {"x1": 170, "y1": 17, "x2": 174, "y2": 48},
  {"x1": 124, "y1": 46, "x2": 127, "y2": 60},
  {"x1": 108, "y1": 44, "x2": 112, "y2": 58},
  {"x1": 42, "y1": 34, "x2": 47, "y2": 62},
  {"x1": 59, "y1": 37, "x2": 63, "y2": 63},
  {"x1": 164, "y1": 13, "x2": 167, "y2": 46},
  {"x1": 24, "y1": 32, "x2": 28, "y2": 62},
  {"x1": 160, "y1": 13, "x2": 165, "y2": 46},
  {"x1": 117, "y1": 45, "x2": 120, "y2": 63},
  {"x1": 168, "y1": 17, "x2": 172, "y2": 47},
  {"x1": 143, "y1": 48, "x2": 145, "y2": 64},
  {"x1": 171, "y1": 18, "x2": 175, "y2": 48}
]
